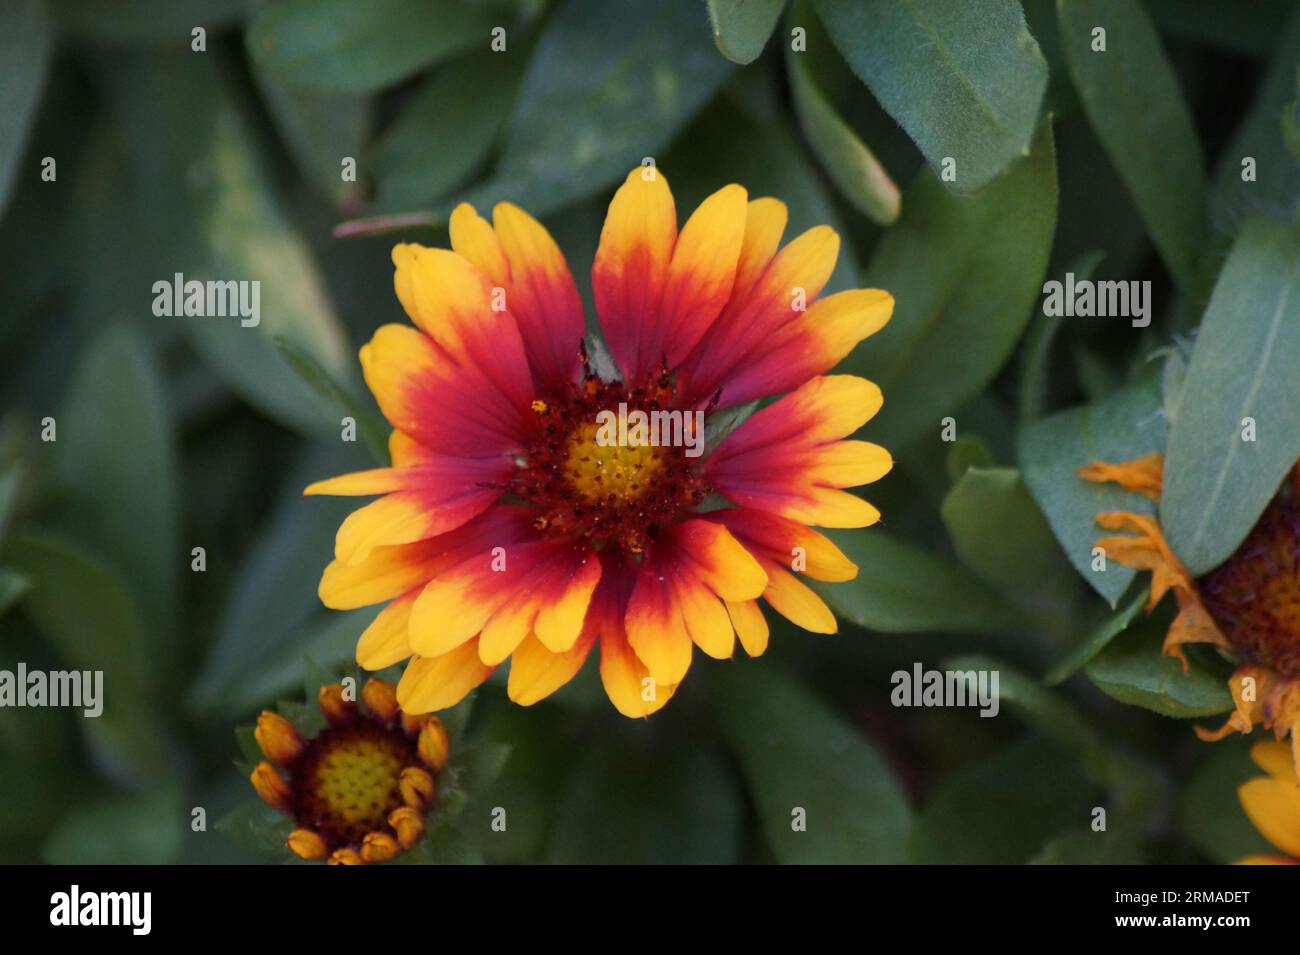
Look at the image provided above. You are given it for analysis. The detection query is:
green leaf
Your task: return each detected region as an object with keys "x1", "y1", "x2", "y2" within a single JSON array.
[
  {"x1": 439, "y1": 0, "x2": 734, "y2": 223},
  {"x1": 50, "y1": 325, "x2": 179, "y2": 640},
  {"x1": 190, "y1": 445, "x2": 371, "y2": 714},
  {"x1": 1179, "y1": 739, "x2": 1277, "y2": 864},
  {"x1": 941, "y1": 467, "x2": 1079, "y2": 626},
  {"x1": 185, "y1": 105, "x2": 353, "y2": 435},
  {"x1": 1018, "y1": 372, "x2": 1167, "y2": 606},
  {"x1": 1161, "y1": 218, "x2": 1300, "y2": 576},
  {"x1": 216, "y1": 801, "x2": 296, "y2": 857},
  {"x1": 4, "y1": 532, "x2": 170, "y2": 778},
  {"x1": 448, "y1": 742, "x2": 512, "y2": 803},
  {"x1": 1044, "y1": 583, "x2": 1147, "y2": 685},
  {"x1": 0, "y1": 0, "x2": 52, "y2": 220},
  {"x1": 1018, "y1": 249, "x2": 1106, "y2": 420},
  {"x1": 667, "y1": 99, "x2": 859, "y2": 293},
  {"x1": 1030, "y1": 826, "x2": 1146, "y2": 864},
  {"x1": 43, "y1": 786, "x2": 183, "y2": 865},
  {"x1": 0, "y1": 568, "x2": 30, "y2": 617},
  {"x1": 707, "y1": 0, "x2": 786, "y2": 64},
  {"x1": 714, "y1": 662, "x2": 911, "y2": 863},
  {"x1": 371, "y1": 50, "x2": 520, "y2": 212},
  {"x1": 246, "y1": 0, "x2": 496, "y2": 93},
  {"x1": 52, "y1": 0, "x2": 242, "y2": 44},
  {"x1": 217, "y1": 610, "x2": 378, "y2": 717},
  {"x1": 1146, "y1": 0, "x2": 1295, "y2": 59},
  {"x1": 815, "y1": 527, "x2": 1027, "y2": 635},
  {"x1": 844, "y1": 118, "x2": 1057, "y2": 449},
  {"x1": 910, "y1": 736, "x2": 1094, "y2": 863},
  {"x1": 5, "y1": 532, "x2": 155, "y2": 695},
  {"x1": 468, "y1": 702, "x2": 570, "y2": 862},
  {"x1": 815, "y1": 0, "x2": 1047, "y2": 193},
  {"x1": 0, "y1": 464, "x2": 22, "y2": 544},
  {"x1": 786, "y1": 31, "x2": 899, "y2": 225},
  {"x1": 943, "y1": 654, "x2": 1105, "y2": 768},
  {"x1": 99, "y1": 54, "x2": 353, "y2": 436},
  {"x1": 1284, "y1": 92, "x2": 1300, "y2": 163},
  {"x1": 941, "y1": 654, "x2": 1102, "y2": 774},
  {"x1": 1209, "y1": 10, "x2": 1300, "y2": 232},
  {"x1": 274, "y1": 339, "x2": 389, "y2": 463},
  {"x1": 546, "y1": 737, "x2": 742, "y2": 863},
  {"x1": 945, "y1": 655, "x2": 1162, "y2": 821},
  {"x1": 250, "y1": 63, "x2": 370, "y2": 208},
  {"x1": 1056, "y1": 0, "x2": 1208, "y2": 291},
  {"x1": 1084, "y1": 617, "x2": 1233, "y2": 718},
  {"x1": 944, "y1": 435, "x2": 994, "y2": 482}
]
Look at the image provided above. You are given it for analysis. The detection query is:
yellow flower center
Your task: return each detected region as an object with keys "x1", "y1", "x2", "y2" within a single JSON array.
[
  {"x1": 511, "y1": 374, "x2": 711, "y2": 553},
  {"x1": 1199, "y1": 475, "x2": 1300, "y2": 678},
  {"x1": 563, "y1": 413, "x2": 665, "y2": 505},
  {"x1": 293, "y1": 723, "x2": 416, "y2": 848}
]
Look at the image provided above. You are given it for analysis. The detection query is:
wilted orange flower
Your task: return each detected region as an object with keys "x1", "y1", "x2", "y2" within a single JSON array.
[
  {"x1": 1080, "y1": 456, "x2": 1300, "y2": 773},
  {"x1": 308, "y1": 167, "x2": 894, "y2": 717}
]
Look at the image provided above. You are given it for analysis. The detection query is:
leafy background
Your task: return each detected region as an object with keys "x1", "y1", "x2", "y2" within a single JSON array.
[{"x1": 0, "y1": 0, "x2": 1297, "y2": 863}]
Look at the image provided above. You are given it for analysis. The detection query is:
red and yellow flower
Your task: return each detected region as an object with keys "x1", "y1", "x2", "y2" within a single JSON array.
[
  {"x1": 1236, "y1": 740, "x2": 1300, "y2": 865},
  {"x1": 308, "y1": 166, "x2": 894, "y2": 717},
  {"x1": 1079, "y1": 456, "x2": 1300, "y2": 774},
  {"x1": 250, "y1": 678, "x2": 449, "y2": 864}
]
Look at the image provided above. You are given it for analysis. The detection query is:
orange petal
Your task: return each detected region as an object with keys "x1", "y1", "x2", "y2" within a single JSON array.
[
  {"x1": 1077, "y1": 452, "x2": 1165, "y2": 500},
  {"x1": 507, "y1": 631, "x2": 597, "y2": 706},
  {"x1": 1239, "y1": 777, "x2": 1300, "y2": 859},
  {"x1": 493, "y1": 201, "x2": 586, "y2": 389},
  {"x1": 396, "y1": 640, "x2": 496, "y2": 714},
  {"x1": 655, "y1": 183, "x2": 748, "y2": 367},
  {"x1": 355, "y1": 592, "x2": 417, "y2": 670},
  {"x1": 592, "y1": 167, "x2": 677, "y2": 382},
  {"x1": 599, "y1": 629, "x2": 678, "y2": 718}
]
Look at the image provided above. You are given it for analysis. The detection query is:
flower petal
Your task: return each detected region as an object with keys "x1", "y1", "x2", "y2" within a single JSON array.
[
  {"x1": 507, "y1": 630, "x2": 597, "y2": 707},
  {"x1": 653, "y1": 183, "x2": 748, "y2": 369},
  {"x1": 331, "y1": 482, "x2": 502, "y2": 566},
  {"x1": 592, "y1": 167, "x2": 677, "y2": 383},
  {"x1": 360, "y1": 323, "x2": 530, "y2": 454},
  {"x1": 1239, "y1": 777, "x2": 1300, "y2": 859},
  {"x1": 624, "y1": 520, "x2": 765, "y2": 683},
  {"x1": 391, "y1": 243, "x2": 535, "y2": 415},
  {"x1": 762, "y1": 564, "x2": 838, "y2": 634},
  {"x1": 396, "y1": 640, "x2": 496, "y2": 713},
  {"x1": 356, "y1": 591, "x2": 417, "y2": 670},
  {"x1": 600, "y1": 628, "x2": 679, "y2": 718},
  {"x1": 678, "y1": 225, "x2": 839, "y2": 408},
  {"x1": 708, "y1": 508, "x2": 858, "y2": 582},
  {"x1": 448, "y1": 202, "x2": 511, "y2": 287},
  {"x1": 493, "y1": 201, "x2": 586, "y2": 391},
  {"x1": 708, "y1": 375, "x2": 891, "y2": 527},
  {"x1": 319, "y1": 540, "x2": 448, "y2": 610},
  {"x1": 1252, "y1": 740, "x2": 1298, "y2": 782},
  {"x1": 726, "y1": 599, "x2": 770, "y2": 657},
  {"x1": 732, "y1": 197, "x2": 787, "y2": 301},
  {"x1": 409, "y1": 526, "x2": 599, "y2": 662},
  {"x1": 709, "y1": 288, "x2": 894, "y2": 407}
]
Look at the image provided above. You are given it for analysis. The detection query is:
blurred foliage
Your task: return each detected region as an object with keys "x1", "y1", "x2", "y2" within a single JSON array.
[{"x1": 1, "y1": 0, "x2": 1297, "y2": 864}]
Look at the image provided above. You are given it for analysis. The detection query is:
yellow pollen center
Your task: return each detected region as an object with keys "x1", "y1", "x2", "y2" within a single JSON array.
[
  {"x1": 295, "y1": 725, "x2": 413, "y2": 847},
  {"x1": 563, "y1": 413, "x2": 665, "y2": 505}
]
